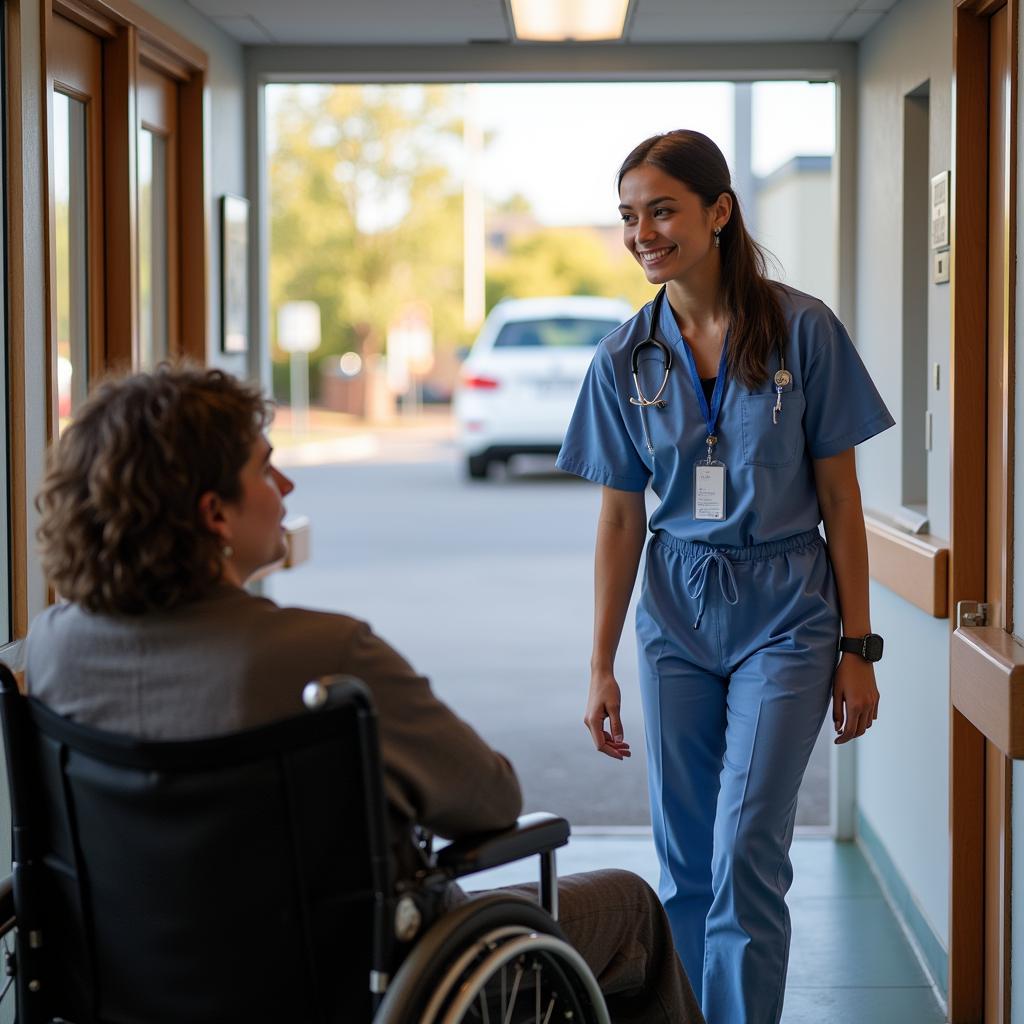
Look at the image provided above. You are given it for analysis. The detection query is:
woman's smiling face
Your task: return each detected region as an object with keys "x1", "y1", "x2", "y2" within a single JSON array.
[{"x1": 618, "y1": 163, "x2": 727, "y2": 287}]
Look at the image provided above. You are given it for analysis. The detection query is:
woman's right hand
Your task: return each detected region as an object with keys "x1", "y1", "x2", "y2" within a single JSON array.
[{"x1": 584, "y1": 670, "x2": 632, "y2": 760}]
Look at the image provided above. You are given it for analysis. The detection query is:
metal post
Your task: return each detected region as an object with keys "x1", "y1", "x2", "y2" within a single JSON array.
[
  {"x1": 540, "y1": 851, "x2": 558, "y2": 920},
  {"x1": 462, "y1": 83, "x2": 485, "y2": 331},
  {"x1": 290, "y1": 349, "x2": 309, "y2": 435},
  {"x1": 733, "y1": 82, "x2": 756, "y2": 236}
]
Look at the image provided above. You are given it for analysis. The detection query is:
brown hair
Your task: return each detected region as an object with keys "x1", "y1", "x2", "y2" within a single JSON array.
[
  {"x1": 617, "y1": 129, "x2": 788, "y2": 389},
  {"x1": 36, "y1": 364, "x2": 271, "y2": 615}
]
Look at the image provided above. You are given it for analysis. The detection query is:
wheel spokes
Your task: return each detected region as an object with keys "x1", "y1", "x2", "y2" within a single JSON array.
[{"x1": 501, "y1": 963, "x2": 525, "y2": 1024}]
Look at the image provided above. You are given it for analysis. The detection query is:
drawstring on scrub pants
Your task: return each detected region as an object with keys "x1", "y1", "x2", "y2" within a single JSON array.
[{"x1": 686, "y1": 549, "x2": 740, "y2": 629}]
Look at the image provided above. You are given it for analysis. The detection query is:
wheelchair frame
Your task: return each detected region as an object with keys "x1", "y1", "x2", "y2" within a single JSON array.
[{"x1": 0, "y1": 666, "x2": 610, "y2": 1023}]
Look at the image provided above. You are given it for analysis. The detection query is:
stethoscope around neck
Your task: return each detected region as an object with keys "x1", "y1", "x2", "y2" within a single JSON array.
[
  {"x1": 629, "y1": 287, "x2": 673, "y2": 410},
  {"x1": 628, "y1": 286, "x2": 792, "y2": 456}
]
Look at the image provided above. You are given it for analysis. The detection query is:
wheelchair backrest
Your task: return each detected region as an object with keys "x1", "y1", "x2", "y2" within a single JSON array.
[{"x1": 0, "y1": 666, "x2": 390, "y2": 1024}]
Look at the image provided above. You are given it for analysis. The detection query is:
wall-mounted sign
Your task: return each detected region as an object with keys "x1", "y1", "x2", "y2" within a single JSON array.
[
  {"x1": 278, "y1": 301, "x2": 321, "y2": 354},
  {"x1": 930, "y1": 171, "x2": 950, "y2": 250}
]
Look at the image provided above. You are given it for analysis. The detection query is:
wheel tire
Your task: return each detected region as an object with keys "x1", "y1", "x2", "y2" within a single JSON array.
[
  {"x1": 374, "y1": 892, "x2": 606, "y2": 1024},
  {"x1": 466, "y1": 454, "x2": 489, "y2": 479}
]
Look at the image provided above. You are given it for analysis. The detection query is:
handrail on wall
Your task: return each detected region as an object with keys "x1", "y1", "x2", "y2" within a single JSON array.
[{"x1": 864, "y1": 511, "x2": 949, "y2": 618}]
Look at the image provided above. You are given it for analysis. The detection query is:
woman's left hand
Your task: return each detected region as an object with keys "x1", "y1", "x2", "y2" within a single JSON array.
[{"x1": 832, "y1": 655, "x2": 879, "y2": 744}]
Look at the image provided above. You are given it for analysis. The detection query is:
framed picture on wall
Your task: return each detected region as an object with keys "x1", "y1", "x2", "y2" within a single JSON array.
[{"x1": 220, "y1": 194, "x2": 249, "y2": 353}]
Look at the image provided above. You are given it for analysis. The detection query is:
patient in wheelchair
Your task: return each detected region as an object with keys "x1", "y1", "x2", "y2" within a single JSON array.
[{"x1": 25, "y1": 365, "x2": 703, "y2": 1023}]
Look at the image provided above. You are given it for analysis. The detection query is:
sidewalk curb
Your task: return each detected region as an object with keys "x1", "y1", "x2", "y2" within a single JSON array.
[{"x1": 273, "y1": 434, "x2": 379, "y2": 467}]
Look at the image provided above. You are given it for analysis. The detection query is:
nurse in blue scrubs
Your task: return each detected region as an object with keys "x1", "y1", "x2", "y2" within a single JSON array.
[{"x1": 556, "y1": 130, "x2": 894, "y2": 1024}]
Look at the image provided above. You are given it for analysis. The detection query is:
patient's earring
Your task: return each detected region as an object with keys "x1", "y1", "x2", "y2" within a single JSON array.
[
  {"x1": 221, "y1": 544, "x2": 234, "y2": 559},
  {"x1": 713, "y1": 227, "x2": 721, "y2": 248}
]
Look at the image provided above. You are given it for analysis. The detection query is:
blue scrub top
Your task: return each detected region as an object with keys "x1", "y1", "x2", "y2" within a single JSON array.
[{"x1": 556, "y1": 284, "x2": 895, "y2": 547}]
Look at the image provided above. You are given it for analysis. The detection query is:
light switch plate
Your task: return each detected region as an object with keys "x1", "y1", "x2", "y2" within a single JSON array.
[{"x1": 933, "y1": 249, "x2": 950, "y2": 284}]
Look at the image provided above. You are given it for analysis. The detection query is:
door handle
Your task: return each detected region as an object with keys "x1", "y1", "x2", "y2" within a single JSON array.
[{"x1": 956, "y1": 600, "x2": 990, "y2": 628}]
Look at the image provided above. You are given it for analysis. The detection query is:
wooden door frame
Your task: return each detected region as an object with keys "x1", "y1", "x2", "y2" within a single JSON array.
[
  {"x1": 6, "y1": 0, "x2": 30, "y2": 642},
  {"x1": 949, "y1": 0, "x2": 1018, "y2": 1019},
  {"x1": 6, "y1": 0, "x2": 206, "y2": 647},
  {"x1": 42, "y1": 0, "x2": 207, "y2": 398}
]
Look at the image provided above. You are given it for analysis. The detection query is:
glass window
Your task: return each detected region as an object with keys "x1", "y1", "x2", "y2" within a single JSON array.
[
  {"x1": 138, "y1": 128, "x2": 168, "y2": 370},
  {"x1": 53, "y1": 91, "x2": 89, "y2": 431},
  {"x1": 493, "y1": 317, "x2": 620, "y2": 349}
]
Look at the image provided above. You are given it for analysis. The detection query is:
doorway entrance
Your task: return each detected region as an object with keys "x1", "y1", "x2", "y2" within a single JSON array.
[{"x1": 262, "y1": 79, "x2": 839, "y2": 831}]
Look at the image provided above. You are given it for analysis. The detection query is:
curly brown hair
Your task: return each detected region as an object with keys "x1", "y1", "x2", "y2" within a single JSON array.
[{"x1": 36, "y1": 364, "x2": 271, "y2": 614}]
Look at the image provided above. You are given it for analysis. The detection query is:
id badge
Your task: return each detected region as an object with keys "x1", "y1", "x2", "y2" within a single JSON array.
[{"x1": 694, "y1": 461, "x2": 727, "y2": 521}]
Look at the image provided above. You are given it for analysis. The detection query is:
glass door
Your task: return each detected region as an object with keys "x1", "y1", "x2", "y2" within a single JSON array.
[
  {"x1": 137, "y1": 61, "x2": 178, "y2": 367},
  {"x1": 53, "y1": 91, "x2": 89, "y2": 425},
  {"x1": 49, "y1": 14, "x2": 104, "y2": 432}
]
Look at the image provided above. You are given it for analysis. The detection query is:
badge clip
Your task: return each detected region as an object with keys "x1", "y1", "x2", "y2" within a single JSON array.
[{"x1": 772, "y1": 368, "x2": 792, "y2": 425}]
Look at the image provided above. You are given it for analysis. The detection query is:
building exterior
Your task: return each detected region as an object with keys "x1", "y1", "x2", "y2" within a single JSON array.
[{"x1": 755, "y1": 154, "x2": 837, "y2": 312}]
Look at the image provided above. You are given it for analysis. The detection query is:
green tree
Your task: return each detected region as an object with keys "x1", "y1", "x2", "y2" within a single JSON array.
[
  {"x1": 486, "y1": 226, "x2": 656, "y2": 312},
  {"x1": 269, "y1": 84, "x2": 469, "y2": 398}
]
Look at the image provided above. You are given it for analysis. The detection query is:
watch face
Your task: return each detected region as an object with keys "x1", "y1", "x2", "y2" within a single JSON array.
[{"x1": 864, "y1": 634, "x2": 884, "y2": 662}]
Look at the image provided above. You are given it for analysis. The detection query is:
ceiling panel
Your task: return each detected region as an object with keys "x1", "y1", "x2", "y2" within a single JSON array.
[
  {"x1": 189, "y1": 0, "x2": 895, "y2": 46},
  {"x1": 190, "y1": 0, "x2": 510, "y2": 44},
  {"x1": 830, "y1": 9, "x2": 888, "y2": 40},
  {"x1": 210, "y1": 14, "x2": 274, "y2": 42},
  {"x1": 628, "y1": 11, "x2": 848, "y2": 43},
  {"x1": 637, "y1": 0, "x2": 861, "y2": 12}
]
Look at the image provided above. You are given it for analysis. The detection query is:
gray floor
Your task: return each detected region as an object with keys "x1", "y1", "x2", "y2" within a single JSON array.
[{"x1": 466, "y1": 835, "x2": 947, "y2": 1024}]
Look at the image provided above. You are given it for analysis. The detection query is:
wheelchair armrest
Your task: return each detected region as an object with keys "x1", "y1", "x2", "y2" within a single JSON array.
[
  {"x1": 0, "y1": 875, "x2": 13, "y2": 939},
  {"x1": 435, "y1": 812, "x2": 570, "y2": 880}
]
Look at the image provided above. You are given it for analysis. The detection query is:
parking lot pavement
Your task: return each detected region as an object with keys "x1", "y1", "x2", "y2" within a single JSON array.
[
  {"x1": 269, "y1": 406, "x2": 455, "y2": 467},
  {"x1": 266, "y1": 411, "x2": 830, "y2": 829}
]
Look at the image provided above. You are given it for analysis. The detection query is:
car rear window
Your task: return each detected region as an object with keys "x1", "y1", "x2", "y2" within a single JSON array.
[{"x1": 492, "y1": 318, "x2": 620, "y2": 349}]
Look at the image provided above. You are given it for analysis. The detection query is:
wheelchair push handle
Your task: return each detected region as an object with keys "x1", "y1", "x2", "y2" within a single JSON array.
[{"x1": 302, "y1": 675, "x2": 368, "y2": 711}]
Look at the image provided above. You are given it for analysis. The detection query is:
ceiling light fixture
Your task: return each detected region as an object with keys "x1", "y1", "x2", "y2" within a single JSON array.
[{"x1": 509, "y1": 0, "x2": 630, "y2": 42}]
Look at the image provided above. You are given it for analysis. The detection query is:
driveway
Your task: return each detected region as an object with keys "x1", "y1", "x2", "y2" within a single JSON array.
[{"x1": 267, "y1": 412, "x2": 830, "y2": 828}]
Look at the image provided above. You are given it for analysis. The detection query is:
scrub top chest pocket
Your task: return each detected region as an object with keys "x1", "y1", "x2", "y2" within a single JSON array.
[{"x1": 740, "y1": 386, "x2": 806, "y2": 468}]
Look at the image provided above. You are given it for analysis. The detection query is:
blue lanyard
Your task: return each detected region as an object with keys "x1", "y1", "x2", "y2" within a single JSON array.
[{"x1": 679, "y1": 326, "x2": 730, "y2": 459}]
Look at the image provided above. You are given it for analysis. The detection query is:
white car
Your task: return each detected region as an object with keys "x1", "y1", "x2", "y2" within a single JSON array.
[{"x1": 454, "y1": 295, "x2": 634, "y2": 479}]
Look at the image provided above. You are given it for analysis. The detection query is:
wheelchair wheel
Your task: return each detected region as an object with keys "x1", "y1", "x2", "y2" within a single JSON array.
[{"x1": 374, "y1": 893, "x2": 609, "y2": 1024}]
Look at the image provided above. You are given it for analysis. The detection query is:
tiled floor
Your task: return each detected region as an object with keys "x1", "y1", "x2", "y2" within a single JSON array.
[{"x1": 466, "y1": 833, "x2": 947, "y2": 1024}]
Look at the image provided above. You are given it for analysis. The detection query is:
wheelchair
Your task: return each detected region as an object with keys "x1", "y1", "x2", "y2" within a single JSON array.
[{"x1": 0, "y1": 664, "x2": 610, "y2": 1023}]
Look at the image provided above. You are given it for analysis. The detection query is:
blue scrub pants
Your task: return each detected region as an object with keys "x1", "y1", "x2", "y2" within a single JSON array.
[{"x1": 636, "y1": 528, "x2": 840, "y2": 1024}]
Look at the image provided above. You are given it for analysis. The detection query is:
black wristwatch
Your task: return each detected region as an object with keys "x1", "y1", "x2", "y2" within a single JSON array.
[{"x1": 839, "y1": 634, "x2": 884, "y2": 663}]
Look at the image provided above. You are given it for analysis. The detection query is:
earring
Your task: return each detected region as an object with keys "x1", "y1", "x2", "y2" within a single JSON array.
[
  {"x1": 221, "y1": 544, "x2": 234, "y2": 559},
  {"x1": 713, "y1": 227, "x2": 722, "y2": 248}
]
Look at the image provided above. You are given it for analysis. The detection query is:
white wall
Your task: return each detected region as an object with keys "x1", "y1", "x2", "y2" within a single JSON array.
[{"x1": 854, "y1": 0, "x2": 953, "y2": 955}]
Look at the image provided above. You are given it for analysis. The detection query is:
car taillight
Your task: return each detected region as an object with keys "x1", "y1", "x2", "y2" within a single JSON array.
[{"x1": 462, "y1": 374, "x2": 500, "y2": 390}]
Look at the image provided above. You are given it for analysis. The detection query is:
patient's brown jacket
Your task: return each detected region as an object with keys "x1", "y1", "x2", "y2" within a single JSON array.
[{"x1": 24, "y1": 584, "x2": 523, "y2": 881}]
